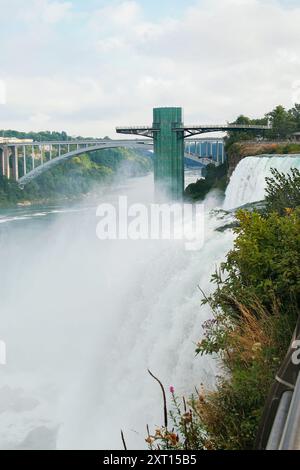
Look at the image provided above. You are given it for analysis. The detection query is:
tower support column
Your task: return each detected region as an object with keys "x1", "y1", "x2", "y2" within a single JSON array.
[{"x1": 153, "y1": 107, "x2": 184, "y2": 199}]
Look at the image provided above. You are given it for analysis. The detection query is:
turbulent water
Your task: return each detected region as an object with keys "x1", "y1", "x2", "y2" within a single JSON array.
[
  {"x1": 224, "y1": 155, "x2": 300, "y2": 210},
  {"x1": 0, "y1": 156, "x2": 299, "y2": 450}
]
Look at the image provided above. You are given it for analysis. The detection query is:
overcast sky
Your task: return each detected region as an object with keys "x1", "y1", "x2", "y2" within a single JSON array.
[{"x1": 0, "y1": 0, "x2": 299, "y2": 137}]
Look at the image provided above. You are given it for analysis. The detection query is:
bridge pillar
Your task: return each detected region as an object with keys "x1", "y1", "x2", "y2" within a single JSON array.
[
  {"x1": 23, "y1": 146, "x2": 27, "y2": 176},
  {"x1": 153, "y1": 107, "x2": 184, "y2": 199},
  {"x1": 0, "y1": 147, "x2": 3, "y2": 176},
  {"x1": 11, "y1": 146, "x2": 19, "y2": 180},
  {"x1": 2, "y1": 146, "x2": 10, "y2": 179},
  {"x1": 32, "y1": 145, "x2": 35, "y2": 170}
]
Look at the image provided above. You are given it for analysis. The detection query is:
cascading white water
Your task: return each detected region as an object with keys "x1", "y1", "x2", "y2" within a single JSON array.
[
  {"x1": 1, "y1": 155, "x2": 300, "y2": 450},
  {"x1": 0, "y1": 175, "x2": 233, "y2": 450},
  {"x1": 224, "y1": 155, "x2": 300, "y2": 210}
]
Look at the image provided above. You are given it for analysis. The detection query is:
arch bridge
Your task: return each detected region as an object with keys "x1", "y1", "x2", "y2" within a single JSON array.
[
  {"x1": 0, "y1": 107, "x2": 269, "y2": 196},
  {"x1": 0, "y1": 137, "x2": 223, "y2": 186}
]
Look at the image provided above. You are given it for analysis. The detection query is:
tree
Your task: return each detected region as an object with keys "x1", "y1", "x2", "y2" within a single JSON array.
[
  {"x1": 289, "y1": 103, "x2": 300, "y2": 131},
  {"x1": 266, "y1": 105, "x2": 296, "y2": 139}
]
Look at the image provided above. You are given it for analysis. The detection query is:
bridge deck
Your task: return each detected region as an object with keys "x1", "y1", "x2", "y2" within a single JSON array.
[{"x1": 1, "y1": 137, "x2": 220, "y2": 185}]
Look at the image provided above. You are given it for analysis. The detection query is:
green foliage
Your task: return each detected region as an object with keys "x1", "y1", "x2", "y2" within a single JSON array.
[
  {"x1": 265, "y1": 168, "x2": 300, "y2": 215},
  {"x1": 184, "y1": 163, "x2": 228, "y2": 201},
  {"x1": 208, "y1": 209, "x2": 300, "y2": 313},
  {"x1": 161, "y1": 166, "x2": 300, "y2": 450},
  {"x1": 0, "y1": 129, "x2": 70, "y2": 141},
  {"x1": 227, "y1": 142, "x2": 300, "y2": 160},
  {"x1": 146, "y1": 392, "x2": 208, "y2": 450},
  {"x1": 289, "y1": 103, "x2": 300, "y2": 130},
  {"x1": 267, "y1": 105, "x2": 297, "y2": 139},
  {"x1": 0, "y1": 176, "x2": 23, "y2": 204},
  {"x1": 0, "y1": 148, "x2": 152, "y2": 206},
  {"x1": 226, "y1": 103, "x2": 300, "y2": 151}
]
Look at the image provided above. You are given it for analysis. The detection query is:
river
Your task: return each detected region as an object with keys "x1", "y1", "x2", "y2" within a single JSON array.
[{"x1": 0, "y1": 156, "x2": 299, "y2": 450}]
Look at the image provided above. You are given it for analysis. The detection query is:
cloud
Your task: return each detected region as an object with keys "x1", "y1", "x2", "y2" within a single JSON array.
[
  {"x1": 19, "y1": 0, "x2": 72, "y2": 24},
  {"x1": 0, "y1": 0, "x2": 300, "y2": 136},
  {"x1": 0, "y1": 81, "x2": 6, "y2": 105},
  {"x1": 42, "y1": 0, "x2": 72, "y2": 23}
]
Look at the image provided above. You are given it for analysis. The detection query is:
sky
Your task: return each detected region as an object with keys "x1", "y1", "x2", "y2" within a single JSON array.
[{"x1": 0, "y1": 0, "x2": 300, "y2": 137}]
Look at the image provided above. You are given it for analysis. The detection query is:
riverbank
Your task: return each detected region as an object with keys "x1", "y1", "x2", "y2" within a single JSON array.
[
  {"x1": 0, "y1": 147, "x2": 152, "y2": 208},
  {"x1": 184, "y1": 163, "x2": 227, "y2": 201},
  {"x1": 227, "y1": 141, "x2": 300, "y2": 176},
  {"x1": 147, "y1": 162, "x2": 300, "y2": 450},
  {"x1": 184, "y1": 141, "x2": 300, "y2": 203}
]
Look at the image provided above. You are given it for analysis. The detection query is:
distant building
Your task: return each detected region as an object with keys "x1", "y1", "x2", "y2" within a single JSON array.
[
  {"x1": 0, "y1": 137, "x2": 33, "y2": 144},
  {"x1": 292, "y1": 132, "x2": 300, "y2": 142}
]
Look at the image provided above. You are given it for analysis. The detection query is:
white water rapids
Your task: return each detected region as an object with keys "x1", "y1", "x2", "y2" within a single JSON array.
[
  {"x1": 224, "y1": 155, "x2": 300, "y2": 210},
  {"x1": 0, "y1": 155, "x2": 300, "y2": 450}
]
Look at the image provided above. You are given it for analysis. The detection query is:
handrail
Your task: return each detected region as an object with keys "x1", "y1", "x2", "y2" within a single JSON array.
[
  {"x1": 256, "y1": 317, "x2": 300, "y2": 449},
  {"x1": 116, "y1": 124, "x2": 271, "y2": 131},
  {"x1": 278, "y1": 373, "x2": 300, "y2": 449},
  {"x1": 182, "y1": 124, "x2": 271, "y2": 130}
]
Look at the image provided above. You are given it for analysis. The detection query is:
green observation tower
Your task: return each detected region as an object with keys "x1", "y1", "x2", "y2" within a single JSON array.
[
  {"x1": 116, "y1": 107, "x2": 271, "y2": 200},
  {"x1": 152, "y1": 107, "x2": 185, "y2": 199},
  {"x1": 117, "y1": 107, "x2": 185, "y2": 199}
]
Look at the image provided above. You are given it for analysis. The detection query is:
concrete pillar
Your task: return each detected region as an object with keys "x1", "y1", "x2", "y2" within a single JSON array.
[
  {"x1": 50, "y1": 144, "x2": 52, "y2": 160},
  {"x1": 153, "y1": 107, "x2": 184, "y2": 200},
  {"x1": 32, "y1": 145, "x2": 35, "y2": 170},
  {"x1": 40, "y1": 145, "x2": 44, "y2": 165},
  {"x1": 11, "y1": 146, "x2": 19, "y2": 180},
  {"x1": 59, "y1": 144, "x2": 61, "y2": 157},
  {"x1": 3, "y1": 146, "x2": 10, "y2": 179},
  {"x1": 67, "y1": 144, "x2": 70, "y2": 153},
  {"x1": 23, "y1": 146, "x2": 27, "y2": 175},
  {"x1": 0, "y1": 147, "x2": 4, "y2": 176}
]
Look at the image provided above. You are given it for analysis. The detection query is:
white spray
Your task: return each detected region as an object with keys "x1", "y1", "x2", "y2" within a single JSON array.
[{"x1": 1, "y1": 155, "x2": 300, "y2": 449}]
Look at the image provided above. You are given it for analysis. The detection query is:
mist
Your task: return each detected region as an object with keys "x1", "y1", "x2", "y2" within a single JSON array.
[{"x1": 0, "y1": 171, "x2": 234, "y2": 449}]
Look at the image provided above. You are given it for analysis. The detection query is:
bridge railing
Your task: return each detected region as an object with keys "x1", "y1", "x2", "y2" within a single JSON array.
[
  {"x1": 182, "y1": 124, "x2": 271, "y2": 130},
  {"x1": 116, "y1": 124, "x2": 271, "y2": 131}
]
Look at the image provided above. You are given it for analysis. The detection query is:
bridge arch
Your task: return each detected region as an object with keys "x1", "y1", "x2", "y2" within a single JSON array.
[
  {"x1": 18, "y1": 142, "x2": 154, "y2": 186},
  {"x1": 17, "y1": 141, "x2": 206, "y2": 186}
]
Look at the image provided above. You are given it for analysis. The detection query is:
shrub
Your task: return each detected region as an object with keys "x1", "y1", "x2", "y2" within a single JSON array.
[
  {"x1": 151, "y1": 166, "x2": 300, "y2": 450},
  {"x1": 265, "y1": 167, "x2": 300, "y2": 215}
]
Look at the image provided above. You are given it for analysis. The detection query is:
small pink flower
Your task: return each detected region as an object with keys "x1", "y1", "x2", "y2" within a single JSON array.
[{"x1": 170, "y1": 386, "x2": 175, "y2": 394}]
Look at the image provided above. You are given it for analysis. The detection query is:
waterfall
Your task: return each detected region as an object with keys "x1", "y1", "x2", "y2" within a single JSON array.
[
  {"x1": 224, "y1": 155, "x2": 300, "y2": 210},
  {"x1": 0, "y1": 177, "x2": 234, "y2": 450},
  {"x1": 2, "y1": 155, "x2": 300, "y2": 450}
]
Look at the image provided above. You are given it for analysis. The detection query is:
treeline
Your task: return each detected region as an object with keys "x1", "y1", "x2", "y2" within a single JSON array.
[
  {"x1": 185, "y1": 103, "x2": 300, "y2": 202},
  {"x1": 0, "y1": 147, "x2": 152, "y2": 206},
  {"x1": 0, "y1": 129, "x2": 110, "y2": 141},
  {"x1": 227, "y1": 103, "x2": 300, "y2": 146}
]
